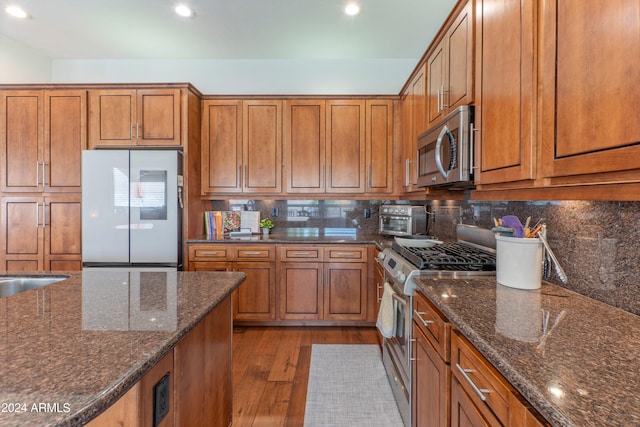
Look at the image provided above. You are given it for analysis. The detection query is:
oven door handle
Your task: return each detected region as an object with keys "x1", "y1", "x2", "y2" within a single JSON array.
[{"x1": 391, "y1": 293, "x2": 407, "y2": 306}]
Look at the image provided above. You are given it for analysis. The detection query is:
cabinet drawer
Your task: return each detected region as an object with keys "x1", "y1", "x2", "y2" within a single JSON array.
[
  {"x1": 235, "y1": 246, "x2": 275, "y2": 261},
  {"x1": 413, "y1": 291, "x2": 450, "y2": 362},
  {"x1": 279, "y1": 245, "x2": 323, "y2": 262},
  {"x1": 451, "y1": 329, "x2": 511, "y2": 425},
  {"x1": 323, "y1": 246, "x2": 367, "y2": 262},
  {"x1": 189, "y1": 245, "x2": 232, "y2": 261}
]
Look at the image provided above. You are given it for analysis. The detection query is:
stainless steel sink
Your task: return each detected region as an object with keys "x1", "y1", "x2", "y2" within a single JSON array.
[{"x1": 0, "y1": 276, "x2": 68, "y2": 298}]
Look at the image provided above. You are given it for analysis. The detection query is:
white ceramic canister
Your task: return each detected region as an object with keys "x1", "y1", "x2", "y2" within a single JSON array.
[{"x1": 495, "y1": 234, "x2": 543, "y2": 290}]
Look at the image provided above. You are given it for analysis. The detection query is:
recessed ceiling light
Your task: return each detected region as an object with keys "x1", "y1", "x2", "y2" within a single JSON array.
[
  {"x1": 174, "y1": 4, "x2": 193, "y2": 18},
  {"x1": 5, "y1": 5, "x2": 28, "y2": 18},
  {"x1": 345, "y1": 3, "x2": 360, "y2": 16}
]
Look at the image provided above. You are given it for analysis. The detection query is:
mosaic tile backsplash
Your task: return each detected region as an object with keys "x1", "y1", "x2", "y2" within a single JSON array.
[{"x1": 209, "y1": 199, "x2": 640, "y2": 316}]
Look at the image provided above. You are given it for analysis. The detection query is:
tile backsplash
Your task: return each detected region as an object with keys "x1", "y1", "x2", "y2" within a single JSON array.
[
  {"x1": 208, "y1": 200, "x2": 382, "y2": 234},
  {"x1": 430, "y1": 200, "x2": 640, "y2": 316},
  {"x1": 208, "y1": 199, "x2": 639, "y2": 316}
]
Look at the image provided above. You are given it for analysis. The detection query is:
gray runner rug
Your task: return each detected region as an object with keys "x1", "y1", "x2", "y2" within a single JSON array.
[{"x1": 303, "y1": 344, "x2": 404, "y2": 427}]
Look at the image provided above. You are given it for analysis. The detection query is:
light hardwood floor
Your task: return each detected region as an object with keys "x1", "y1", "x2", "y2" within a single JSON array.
[{"x1": 231, "y1": 326, "x2": 380, "y2": 427}]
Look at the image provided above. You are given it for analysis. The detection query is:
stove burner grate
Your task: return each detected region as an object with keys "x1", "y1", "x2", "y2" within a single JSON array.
[{"x1": 391, "y1": 241, "x2": 496, "y2": 271}]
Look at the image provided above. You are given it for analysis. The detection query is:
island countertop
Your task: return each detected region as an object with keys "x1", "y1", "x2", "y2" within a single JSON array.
[
  {"x1": 413, "y1": 276, "x2": 640, "y2": 427},
  {"x1": 0, "y1": 270, "x2": 245, "y2": 427}
]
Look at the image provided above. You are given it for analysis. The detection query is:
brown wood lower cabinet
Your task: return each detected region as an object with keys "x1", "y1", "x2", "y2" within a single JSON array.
[
  {"x1": 413, "y1": 291, "x2": 450, "y2": 427},
  {"x1": 87, "y1": 296, "x2": 232, "y2": 427},
  {"x1": 414, "y1": 291, "x2": 549, "y2": 427},
  {"x1": 0, "y1": 195, "x2": 82, "y2": 271},
  {"x1": 188, "y1": 244, "x2": 276, "y2": 321},
  {"x1": 324, "y1": 262, "x2": 367, "y2": 320},
  {"x1": 278, "y1": 262, "x2": 323, "y2": 320},
  {"x1": 188, "y1": 243, "x2": 371, "y2": 325},
  {"x1": 277, "y1": 244, "x2": 368, "y2": 323}
]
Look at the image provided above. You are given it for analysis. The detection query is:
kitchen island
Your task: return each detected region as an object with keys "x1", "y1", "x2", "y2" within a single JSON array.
[
  {"x1": 0, "y1": 270, "x2": 245, "y2": 426},
  {"x1": 413, "y1": 276, "x2": 640, "y2": 427}
]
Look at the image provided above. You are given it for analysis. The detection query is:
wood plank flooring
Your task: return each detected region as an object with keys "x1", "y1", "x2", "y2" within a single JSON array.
[{"x1": 232, "y1": 326, "x2": 380, "y2": 427}]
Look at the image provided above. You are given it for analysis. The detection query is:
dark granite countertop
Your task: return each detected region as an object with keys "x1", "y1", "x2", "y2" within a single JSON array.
[
  {"x1": 413, "y1": 276, "x2": 640, "y2": 427},
  {"x1": 0, "y1": 270, "x2": 245, "y2": 427},
  {"x1": 188, "y1": 228, "x2": 393, "y2": 249}
]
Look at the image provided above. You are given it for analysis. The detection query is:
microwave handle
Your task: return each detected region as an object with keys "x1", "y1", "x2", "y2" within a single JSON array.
[
  {"x1": 405, "y1": 158, "x2": 410, "y2": 187},
  {"x1": 469, "y1": 122, "x2": 475, "y2": 174},
  {"x1": 435, "y1": 125, "x2": 450, "y2": 179}
]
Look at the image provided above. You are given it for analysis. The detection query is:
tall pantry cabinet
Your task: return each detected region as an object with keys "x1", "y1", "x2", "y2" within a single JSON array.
[
  {"x1": 0, "y1": 90, "x2": 85, "y2": 271},
  {"x1": 1, "y1": 84, "x2": 203, "y2": 272}
]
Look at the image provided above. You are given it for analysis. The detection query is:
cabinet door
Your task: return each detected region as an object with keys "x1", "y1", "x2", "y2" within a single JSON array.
[
  {"x1": 0, "y1": 197, "x2": 43, "y2": 271},
  {"x1": 0, "y1": 91, "x2": 42, "y2": 192},
  {"x1": 326, "y1": 100, "x2": 365, "y2": 193},
  {"x1": 427, "y1": 41, "x2": 447, "y2": 126},
  {"x1": 324, "y1": 262, "x2": 367, "y2": 320},
  {"x1": 474, "y1": 0, "x2": 535, "y2": 185},
  {"x1": 446, "y1": 1, "x2": 473, "y2": 110},
  {"x1": 233, "y1": 262, "x2": 276, "y2": 320},
  {"x1": 283, "y1": 100, "x2": 326, "y2": 193},
  {"x1": 366, "y1": 100, "x2": 393, "y2": 194},
  {"x1": 44, "y1": 196, "x2": 82, "y2": 271},
  {"x1": 243, "y1": 100, "x2": 282, "y2": 194},
  {"x1": 404, "y1": 65, "x2": 426, "y2": 193},
  {"x1": 201, "y1": 100, "x2": 243, "y2": 194},
  {"x1": 451, "y1": 375, "x2": 497, "y2": 427},
  {"x1": 278, "y1": 262, "x2": 323, "y2": 320},
  {"x1": 413, "y1": 328, "x2": 450, "y2": 427},
  {"x1": 539, "y1": 0, "x2": 640, "y2": 183},
  {"x1": 44, "y1": 90, "x2": 87, "y2": 192},
  {"x1": 136, "y1": 89, "x2": 181, "y2": 146},
  {"x1": 88, "y1": 89, "x2": 136, "y2": 147}
]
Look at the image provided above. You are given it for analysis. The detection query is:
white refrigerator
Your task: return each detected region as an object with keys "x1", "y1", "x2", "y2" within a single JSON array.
[{"x1": 82, "y1": 149, "x2": 183, "y2": 269}]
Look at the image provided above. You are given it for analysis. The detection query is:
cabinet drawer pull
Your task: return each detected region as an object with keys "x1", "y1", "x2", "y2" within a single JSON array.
[
  {"x1": 241, "y1": 251, "x2": 264, "y2": 256},
  {"x1": 332, "y1": 252, "x2": 358, "y2": 257},
  {"x1": 291, "y1": 251, "x2": 312, "y2": 256},
  {"x1": 414, "y1": 310, "x2": 434, "y2": 327},
  {"x1": 455, "y1": 363, "x2": 491, "y2": 402},
  {"x1": 199, "y1": 251, "x2": 221, "y2": 256}
]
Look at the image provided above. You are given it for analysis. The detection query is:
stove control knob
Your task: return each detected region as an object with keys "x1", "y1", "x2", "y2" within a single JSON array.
[
  {"x1": 376, "y1": 252, "x2": 386, "y2": 261},
  {"x1": 396, "y1": 271, "x2": 406, "y2": 282}
]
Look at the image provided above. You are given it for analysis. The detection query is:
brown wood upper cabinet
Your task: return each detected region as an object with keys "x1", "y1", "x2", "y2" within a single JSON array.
[
  {"x1": 325, "y1": 100, "x2": 366, "y2": 193},
  {"x1": 88, "y1": 88, "x2": 181, "y2": 148},
  {"x1": 402, "y1": 65, "x2": 426, "y2": 193},
  {"x1": 201, "y1": 99, "x2": 282, "y2": 195},
  {"x1": 473, "y1": 0, "x2": 536, "y2": 185},
  {"x1": 365, "y1": 99, "x2": 394, "y2": 194},
  {"x1": 283, "y1": 98, "x2": 393, "y2": 195},
  {"x1": 0, "y1": 90, "x2": 86, "y2": 193},
  {"x1": 283, "y1": 100, "x2": 326, "y2": 193},
  {"x1": 427, "y1": 0, "x2": 474, "y2": 127},
  {"x1": 539, "y1": 0, "x2": 640, "y2": 186}
]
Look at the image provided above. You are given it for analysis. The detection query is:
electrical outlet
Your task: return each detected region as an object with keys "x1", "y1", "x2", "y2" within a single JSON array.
[
  {"x1": 272, "y1": 207, "x2": 279, "y2": 217},
  {"x1": 153, "y1": 373, "x2": 170, "y2": 427},
  {"x1": 364, "y1": 208, "x2": 371, "y2": 219}
]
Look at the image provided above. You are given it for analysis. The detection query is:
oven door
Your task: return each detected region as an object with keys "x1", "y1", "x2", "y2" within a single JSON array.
[
  {"x1": 380, "y1": 215, "x2": 412, "y2": 236},
  {"x1": 381, "y1": 280, "x2": 411, "y2": 427}
]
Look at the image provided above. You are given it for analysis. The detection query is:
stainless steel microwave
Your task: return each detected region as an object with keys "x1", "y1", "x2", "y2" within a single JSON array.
[
  {"x1": 379, "y1": 205, "x2": 427, "y2": 236},
  {"x1": 417, "y1": 106, "x2": 474, "y2": 188}
]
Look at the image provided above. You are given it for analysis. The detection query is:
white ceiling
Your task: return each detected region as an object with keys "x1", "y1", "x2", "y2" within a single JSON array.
[{"x1": 1, "y1": 0, "x2": 456, "y2": 61}]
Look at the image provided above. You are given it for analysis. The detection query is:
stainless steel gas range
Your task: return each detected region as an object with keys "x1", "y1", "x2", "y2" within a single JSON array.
[{"x1": 378, "y1": 225, "x2": 497, "y2": 427}]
